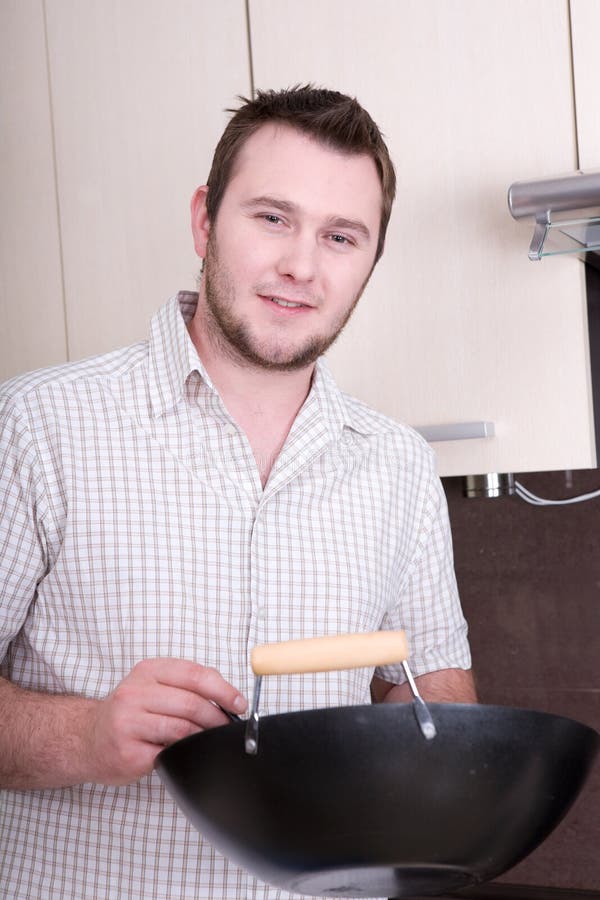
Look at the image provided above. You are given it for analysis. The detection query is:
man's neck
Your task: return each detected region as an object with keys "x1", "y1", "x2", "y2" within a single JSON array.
[
  {"x1": 187, "y1": 300, "x2": 315, "y2": 486},
  {"x1": 188, "y1": 300, "x2": 314, "y2": 413}
]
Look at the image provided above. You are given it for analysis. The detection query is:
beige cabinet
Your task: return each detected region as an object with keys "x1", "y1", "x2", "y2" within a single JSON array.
[
  {"x1": 0, "y1": 0, "x2": 67, "y2": 381},
  {"x1": 250, "y1": 0, "x2": 596, "y2": 477},
  {"x1": 3, "y1": 2, "x2": 598, "y2": 478},
  {"x1": 571, "y1": 0, "x2": 600, "y2": 168},
  {"x1": 1, "y1": 0, "x2": 250, "y2": 372}
]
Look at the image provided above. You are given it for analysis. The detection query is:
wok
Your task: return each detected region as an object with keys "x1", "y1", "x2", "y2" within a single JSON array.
[{"x1": 156, "y1": 632, "x2": 599, "y2": 897}]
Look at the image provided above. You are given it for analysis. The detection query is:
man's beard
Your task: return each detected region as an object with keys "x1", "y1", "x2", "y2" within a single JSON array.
[{"x1": 202, "y1": 232, "x2": 368, "y2": 372}]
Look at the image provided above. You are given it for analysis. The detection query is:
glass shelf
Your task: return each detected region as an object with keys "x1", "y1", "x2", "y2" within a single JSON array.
[
  {"x1": 531, "y1": 216, "x2": 600, "y2": 260},
  {"x1": 544, "y1": 217, "x2": 600, "y2": 255}
]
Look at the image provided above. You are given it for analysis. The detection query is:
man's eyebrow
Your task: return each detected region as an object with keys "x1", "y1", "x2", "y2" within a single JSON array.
[
  {"x1": 242, "y1": 197, "x2": 372, "y2": 241},
  {"x1": 325, "y1": 216, "x2": 371, "y2": 241},
  {"x1": 241, "y1": 196, "x2": 297, "y2": 214}
]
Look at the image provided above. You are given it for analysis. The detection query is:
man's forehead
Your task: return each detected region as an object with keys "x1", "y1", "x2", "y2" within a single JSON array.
[
  {"x1": 235, "y1": 121, "x2": 318, "y2": 157},
  {"x1": 227, "y1": 122, "x2": 382, "y2": 217},
  {"x1": 232, "y1": 121, "x2": 368, "y2": 170}
]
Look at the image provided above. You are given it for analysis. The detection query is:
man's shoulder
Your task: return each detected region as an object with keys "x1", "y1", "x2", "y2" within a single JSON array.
[
  {"x1": 341, "y1": 391, "x2": 432, "y2": 458},
  {"x1": 0, "y1": 341, "x2": 149, "y2": 410}
]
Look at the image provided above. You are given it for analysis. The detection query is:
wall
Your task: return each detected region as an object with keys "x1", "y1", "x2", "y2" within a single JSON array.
[{"x1": 444, "y1": 465, "x2": 600, "y2": 890}]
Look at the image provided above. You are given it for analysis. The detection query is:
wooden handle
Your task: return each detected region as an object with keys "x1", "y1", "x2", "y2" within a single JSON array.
[{"x1": 251, "y1": 630, "x2": 409, "y2": 676}]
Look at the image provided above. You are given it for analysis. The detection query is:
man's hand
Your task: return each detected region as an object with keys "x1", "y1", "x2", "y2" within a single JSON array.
[
  {"x1": 0, "y1": 661, "x2": 247, "y2": 790},
  {"x1": 85, "y1": 659, "x2": 248, "y2": 785}
]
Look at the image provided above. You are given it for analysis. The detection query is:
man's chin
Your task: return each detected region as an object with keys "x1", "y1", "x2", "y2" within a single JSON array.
[
  {"x1": 225, "y1": 331, "x2": 327, "y2": 372},
  {"x1": 241, "y1": 345, "x2": 323, "y2": 372}
]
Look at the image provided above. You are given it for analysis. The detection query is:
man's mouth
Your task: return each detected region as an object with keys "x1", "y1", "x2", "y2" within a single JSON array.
[
  {"x1": 269, "y1": 297, "x2": 307, "y2": 309},
  {"x1": 259, "y1": 294, "x2": 312, "y2": 311}
]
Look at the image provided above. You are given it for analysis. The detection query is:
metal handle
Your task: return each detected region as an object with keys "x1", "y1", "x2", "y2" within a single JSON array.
[
  {"x1": 415, "y1": 421, "x2": 495, "y2": 443},
  {"x1": 245, "y1": 631, "x2": 436, "y2": 754},
  {"x1": 251, "y1": 630, "x2": 409, "y2": 676}
]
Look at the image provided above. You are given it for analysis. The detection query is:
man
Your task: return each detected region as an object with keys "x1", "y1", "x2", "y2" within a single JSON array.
[{"x1": 0, "y1": 86, "x2": 476, "y2": 898}]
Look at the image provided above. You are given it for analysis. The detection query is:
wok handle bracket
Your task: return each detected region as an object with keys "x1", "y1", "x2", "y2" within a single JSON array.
[
  {"x1": 244, "y1": 675, "x2": 263, "y2": 755},
  {"x1": 402, "y1": 661, "x2": 437, "y2": 740}
]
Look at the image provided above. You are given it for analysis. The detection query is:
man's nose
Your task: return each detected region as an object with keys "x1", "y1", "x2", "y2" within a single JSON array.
[{"x1": 276, "y1": 234, "x2": 318, "y2": 282}]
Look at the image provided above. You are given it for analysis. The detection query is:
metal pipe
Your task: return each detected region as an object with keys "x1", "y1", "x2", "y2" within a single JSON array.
[{"x1": 508, "y1": 170, "x2": 600, "y2": 220}]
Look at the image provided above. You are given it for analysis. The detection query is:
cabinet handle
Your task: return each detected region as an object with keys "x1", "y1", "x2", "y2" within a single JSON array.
[{"x1": 415, "y1": 421, "x2": 495, "y2": 442}]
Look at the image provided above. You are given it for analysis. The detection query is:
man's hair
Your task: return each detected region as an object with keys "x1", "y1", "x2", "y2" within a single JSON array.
[{"x1": 205, "y1": 84, "x2": 396, "y2": 263}]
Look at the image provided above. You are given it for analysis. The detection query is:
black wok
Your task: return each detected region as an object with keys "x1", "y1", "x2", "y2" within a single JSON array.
[{"x1": 156, "y1": 633, "x2": 599, "y2": 897}]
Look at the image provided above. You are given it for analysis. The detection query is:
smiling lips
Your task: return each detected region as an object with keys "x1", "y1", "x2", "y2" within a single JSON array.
[
  {"x1": 271, "y1": 297, "x2": 304, "y2": 308},
  {"x1": 260, "y1": 294, "x2": 313, "y2": 312}
]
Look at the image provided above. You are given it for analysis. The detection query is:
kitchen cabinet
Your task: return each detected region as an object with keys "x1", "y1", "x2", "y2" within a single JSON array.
[
  {"x1": 571, "y1": 0, "x2": 600, "y2": 169},
  {"x1": 0, "y1": 0, "x2": 67, "y2": 381},
  {"x1": 249, "y1": 0, "x2": 596, "y2": 477},
  {"x1": 1, "y1": 0, "x2": 250, "y2": 369},
  {"x1": 2, "y1": 2, "x2": 598, "y2": 480}
]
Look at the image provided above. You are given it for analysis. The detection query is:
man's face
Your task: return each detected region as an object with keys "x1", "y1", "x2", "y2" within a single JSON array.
[{"x1": 195, "y1": 123, "x2": 383, "y2": 371}]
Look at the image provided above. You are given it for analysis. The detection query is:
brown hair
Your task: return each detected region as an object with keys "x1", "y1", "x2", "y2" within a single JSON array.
[{"x1": 205, "y1": 85, "x2": 396, "y2": 263}]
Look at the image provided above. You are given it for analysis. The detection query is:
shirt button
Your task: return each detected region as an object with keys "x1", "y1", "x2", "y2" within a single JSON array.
[
  {"x1": 257, "y1": 606, "x2": 267, "y2": 620},
  {"x1": 223, "y1": 423, "x2": 237, "y2": 436}
]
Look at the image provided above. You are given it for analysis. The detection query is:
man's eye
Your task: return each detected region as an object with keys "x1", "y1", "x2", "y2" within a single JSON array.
[
  {"x1": 262, "y1": 214, "x2": 282, "y2": 225},
  {"x1": 330, "y1": 233, "x2": 351, "y2": 244}
]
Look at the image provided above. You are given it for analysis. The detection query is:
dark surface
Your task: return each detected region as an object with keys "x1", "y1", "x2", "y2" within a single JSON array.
[
  {"x1": 444, "y1": 470, "x2": 600, "y2": 890},
  {"x1": 156, "y1": 702, "x2": 598, "y2": 897},
  {"x1": 406, "y1": 882, "x2": 600, "y2": 899}
]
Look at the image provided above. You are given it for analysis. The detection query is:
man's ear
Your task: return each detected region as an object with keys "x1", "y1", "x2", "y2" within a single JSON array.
[{"x1": 190, "y1": 185, "x2": 210, "y2": 258}]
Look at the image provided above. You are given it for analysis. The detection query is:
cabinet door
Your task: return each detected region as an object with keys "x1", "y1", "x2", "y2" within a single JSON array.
[
  {"x1": 571, "y1": 0, "x2": 600, "y2": 168},
  {"x1": 44, "y1": 0, "x2": 250, "y2": 361},
  {"x1": 249, "y1": 0, "x2": 594, "y2": 476},
  {"x1": 0, "y1": 0, "x2": 67, "y2": 381}
]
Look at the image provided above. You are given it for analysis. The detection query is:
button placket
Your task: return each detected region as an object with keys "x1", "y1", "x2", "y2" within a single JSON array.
[{"x1": 249, "y1": 510, "x2": 267, "y2": 623}]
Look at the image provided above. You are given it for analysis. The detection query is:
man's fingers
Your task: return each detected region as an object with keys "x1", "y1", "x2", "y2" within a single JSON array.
[
  {"x1": 139, "y1": 683, "x2": 233, "y2": 732},
  {"x1": 138, "y1": 712, "x2": 205, "y2": 748},
  {"x1": 130, "y1": 658, "x2": 248, "y2": 715}
]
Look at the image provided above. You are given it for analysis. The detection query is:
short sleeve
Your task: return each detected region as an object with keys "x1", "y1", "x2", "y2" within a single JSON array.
[
  {"x1": 0, "y1": 394, "x2": 49, "y2": 662},
  {"x1": 375, "y1": 470, "x2": 471, "y2": 684}
]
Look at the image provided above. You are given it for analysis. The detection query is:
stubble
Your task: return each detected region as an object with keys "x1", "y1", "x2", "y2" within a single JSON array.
[{"x1": 202, "y1": 231, "x2": 370, "y2": 372}]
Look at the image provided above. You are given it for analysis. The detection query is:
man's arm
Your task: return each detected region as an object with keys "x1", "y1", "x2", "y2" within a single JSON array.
[
  {"x1": 371, "y1": 668, "x2": 477, "y2": 705},
  {"x1": 0, "y1": 660, "x2": 247, "y2": 790}
]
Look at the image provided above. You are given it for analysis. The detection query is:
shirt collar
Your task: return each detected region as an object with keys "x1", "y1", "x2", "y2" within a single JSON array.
[
  {"x1": 309, "y1": 357, "x2": 360, "y2": 438},
  {"x1": 148, "y1": 291, "x2": 214, "y2": 417}
]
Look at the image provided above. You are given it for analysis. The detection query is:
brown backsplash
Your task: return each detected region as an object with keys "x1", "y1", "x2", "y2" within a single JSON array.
[{"x1": 443, "y1": 469, "x2": 600, "y2": 890}]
